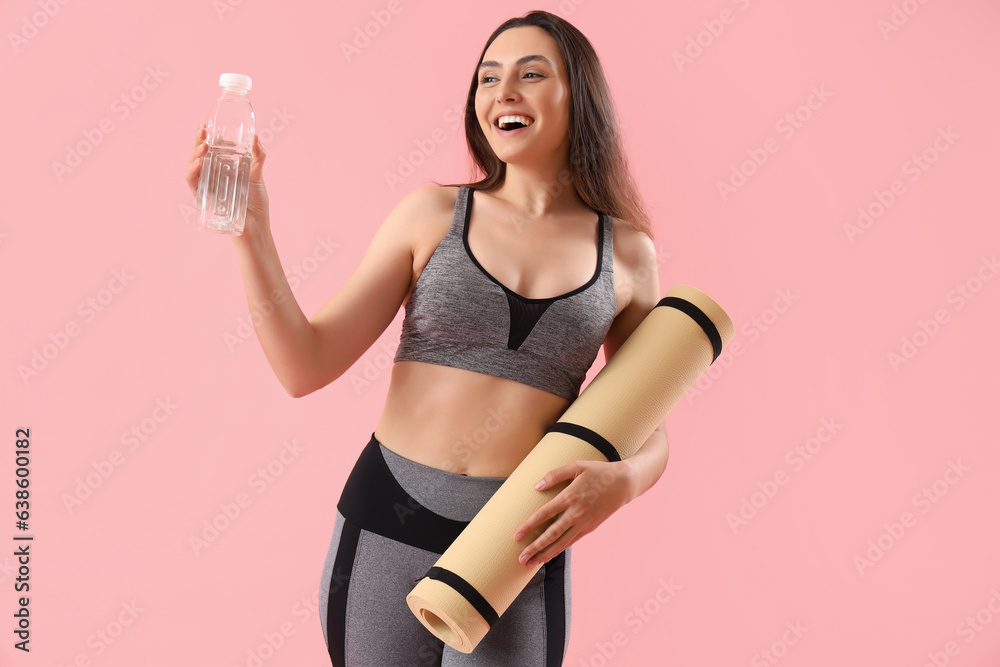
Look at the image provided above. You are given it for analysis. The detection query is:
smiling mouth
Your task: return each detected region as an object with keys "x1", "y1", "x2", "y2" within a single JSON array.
[{"x1": 494, "y1": 115, "x2": 535, "y2": 133}]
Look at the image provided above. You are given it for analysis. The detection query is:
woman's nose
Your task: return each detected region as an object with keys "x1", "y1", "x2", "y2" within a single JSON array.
[{"x1": 497, "y1": 78, "x2": 520, "y2": 102}]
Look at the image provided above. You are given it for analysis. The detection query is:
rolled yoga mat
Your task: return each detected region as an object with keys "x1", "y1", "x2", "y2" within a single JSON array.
[{"x1": 406, "y1": 284, "x2": 735, "y2": 653}]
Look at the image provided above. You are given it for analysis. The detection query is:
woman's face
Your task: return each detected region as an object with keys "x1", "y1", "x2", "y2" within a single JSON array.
[{"x1": 475, "y1": 26, "x2": 571, "y2": 166}]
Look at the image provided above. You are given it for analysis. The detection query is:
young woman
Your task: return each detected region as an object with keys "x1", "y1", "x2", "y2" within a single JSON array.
[{"x1": 186, "y1": 10, "x2": 669, "y2": 666}]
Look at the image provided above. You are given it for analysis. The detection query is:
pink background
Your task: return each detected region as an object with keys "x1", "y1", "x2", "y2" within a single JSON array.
[{"x1": 3, "y1": 0, "x2": 999, "y2": 665}]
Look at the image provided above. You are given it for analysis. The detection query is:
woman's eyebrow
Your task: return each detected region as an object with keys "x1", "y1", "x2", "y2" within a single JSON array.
[{"x1": 478, "y1": 55, "x2": 554, "y2": 70}]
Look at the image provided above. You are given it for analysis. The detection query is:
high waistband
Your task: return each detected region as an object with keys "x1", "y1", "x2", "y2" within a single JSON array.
[
  {"x1": 336, "y1": 433, "x2": 507, "y2": 554},
  {"x1": 376, "y1": 435, "x2": 507, "y2": 520}
]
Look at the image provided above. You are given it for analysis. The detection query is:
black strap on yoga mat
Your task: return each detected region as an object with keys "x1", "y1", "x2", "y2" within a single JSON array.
[
  {"x1": 423, "y1": 566, "x2": 500, "y2": 627},
  {"x1": 656, "y1": 296, "x2": 723, "y2": 363},
  {"x1": 544, "y1": 421, "x2": 620, "y2": 462}
]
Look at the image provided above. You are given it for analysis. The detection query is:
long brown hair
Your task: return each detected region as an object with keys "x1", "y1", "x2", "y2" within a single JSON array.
[{"x1": 433, "y1": 10, "x2": 654, "y2": 241}]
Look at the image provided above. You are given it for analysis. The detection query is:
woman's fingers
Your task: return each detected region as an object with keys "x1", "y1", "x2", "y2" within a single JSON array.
[
  {"x1": 187, "y1": 124, "x2": 210, "y2": 195},
  {"x1": 193, "y1": 125, "x2": 207, "y2": 158},
  {"x1": 187, "y1": 124, "x2": 264, "y2": 198},
  {"x1": 192, "y1": 122, "x2": 201, "y2": 150},
  {"x1": 248, "y1": 134, "x2": 266, "y2": 179}
]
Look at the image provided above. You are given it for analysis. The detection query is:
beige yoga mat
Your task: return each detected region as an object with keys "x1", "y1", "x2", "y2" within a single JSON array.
[{"x1": 406, "y1": 284, "x2": 734, "y2": 653}]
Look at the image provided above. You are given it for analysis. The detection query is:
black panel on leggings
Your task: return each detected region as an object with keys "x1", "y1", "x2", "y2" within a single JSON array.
[
  {"x1": 543, "y1": 550, "x2": 568, "y2": 667},
  {"x1": 336, "y1": 435, "x2": 471, "y2": 554},
  {"x1": 326, "y1": 519, "x2": 361, "y2": 667}
]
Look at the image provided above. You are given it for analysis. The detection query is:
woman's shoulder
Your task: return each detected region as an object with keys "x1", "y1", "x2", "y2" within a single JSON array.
[
  {"x1": 608, "y1": 215, "x2": 655, "y2": 258},
  {"x1": 607, "y1": 215, "x2": 660, "y2": 308},
  {"x1": 394, "y1": 186, "x2": 464, "y2": 260},
  {"x1": 389, "y1": 185, "x2": 462, "y2": 233},
  {"x1": 400, "y1": 184, "x2": 462, "y2": 211}
]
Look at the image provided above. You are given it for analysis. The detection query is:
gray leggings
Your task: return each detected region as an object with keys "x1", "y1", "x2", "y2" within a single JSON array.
[{"x1": 319, "y1": 433, "x2": 572, "y2": 666}]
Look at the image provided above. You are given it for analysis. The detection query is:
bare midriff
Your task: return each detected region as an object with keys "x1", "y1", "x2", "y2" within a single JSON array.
[{"x1": 373, "y1": 359, "x2": 573, "y2": 477}]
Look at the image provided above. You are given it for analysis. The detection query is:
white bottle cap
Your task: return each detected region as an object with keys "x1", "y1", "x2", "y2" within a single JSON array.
[{"x1": 219, "y1": 73, "x2": 252, "y2": 92}]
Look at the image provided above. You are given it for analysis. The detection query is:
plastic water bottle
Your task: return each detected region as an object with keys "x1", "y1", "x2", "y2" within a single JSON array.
[{"x1": 195, "y1": 73, "x2": 255, "y2": 235}]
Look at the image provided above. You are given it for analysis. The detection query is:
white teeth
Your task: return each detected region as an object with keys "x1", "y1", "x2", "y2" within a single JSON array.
[{"x1": 497, "y1": 114, "x2": 534, "y2": 129}]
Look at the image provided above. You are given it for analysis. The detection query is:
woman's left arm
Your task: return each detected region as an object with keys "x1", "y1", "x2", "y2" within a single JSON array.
[
  {"x1": 513, "y1": 423, "x2": 669, "y2": 568},
  {"x1": 514, "y1": 226, "x2": 669, "y2": 567}
]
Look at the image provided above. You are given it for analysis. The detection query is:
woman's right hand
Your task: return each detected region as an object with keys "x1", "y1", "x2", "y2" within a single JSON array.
[{"x1": 186, "y1": 122, "x2": 271, "y2": 245}]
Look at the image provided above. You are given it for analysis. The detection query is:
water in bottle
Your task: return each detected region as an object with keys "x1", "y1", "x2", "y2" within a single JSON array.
[{"x1": 196, "y1": 73, "x2": 255, "y2": 235}]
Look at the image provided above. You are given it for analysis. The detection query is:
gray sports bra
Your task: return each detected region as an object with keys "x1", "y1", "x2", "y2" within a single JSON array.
[{"x1": 393, "y1": 185, "x2": 617, "y2": 402}]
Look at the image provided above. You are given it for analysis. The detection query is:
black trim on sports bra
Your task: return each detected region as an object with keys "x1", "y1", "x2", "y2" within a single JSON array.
[
  {"x1": 461, "y1": 186, "x2": 607, "y2": 351},
  {"x1": 462, "y1": 186, "x2": 605, "y2": 304}
]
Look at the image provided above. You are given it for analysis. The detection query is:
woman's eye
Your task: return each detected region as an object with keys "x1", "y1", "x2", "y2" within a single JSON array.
[{"x1": 478, "y1": 72, "x2": 542, "y2": 84}]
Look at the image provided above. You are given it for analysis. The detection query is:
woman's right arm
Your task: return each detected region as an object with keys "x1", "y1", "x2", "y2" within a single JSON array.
[
  {"x1": 233, "y1": 187, "x2": 434, "y2": 398},
  {"x1": 228, "y1": 224, "x2": 320, "y2": 398},
  {"x1": 187, "y1": 122, "x2": 432, "y2": 398}
]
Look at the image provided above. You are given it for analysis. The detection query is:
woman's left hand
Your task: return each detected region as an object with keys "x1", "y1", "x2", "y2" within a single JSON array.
[{"x1": 513, "y1": 459, "x2": 636, "y2": 568}]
